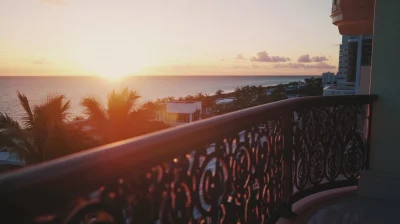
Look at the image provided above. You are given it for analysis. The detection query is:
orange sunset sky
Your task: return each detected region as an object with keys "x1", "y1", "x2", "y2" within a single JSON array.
[{"x1": 0, "y1": 0, "x2": 341, "y2": 77}]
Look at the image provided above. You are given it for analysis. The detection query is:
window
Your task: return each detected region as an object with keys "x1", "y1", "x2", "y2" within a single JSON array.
[
  {"x1": 346, "y1": 42, "x2": 358, "y2": 82},
  {"x1": 168, "y1": 113, "x2": 190, "y2": 123},
  {"x1": 361, "y1": 39, "x2": 372, "y2": 66}
]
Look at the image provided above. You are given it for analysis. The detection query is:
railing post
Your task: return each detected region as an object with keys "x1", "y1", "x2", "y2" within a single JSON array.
[
  {"x1": 280, "y1": 111, "x2": 297, "y2": 219},
  {"x1": 365, "y1": 102, "x2": 373, "y2": 170}
]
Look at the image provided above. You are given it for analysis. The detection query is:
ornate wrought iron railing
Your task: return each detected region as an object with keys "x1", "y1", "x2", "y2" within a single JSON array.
[{"x1": 0, "y1": 95, "x2": 377, "y2": 224}]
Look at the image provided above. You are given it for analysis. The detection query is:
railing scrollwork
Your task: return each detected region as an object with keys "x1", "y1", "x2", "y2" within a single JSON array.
[{"x1": 0, "y1": 95, "x2": 377, "y2": 223}]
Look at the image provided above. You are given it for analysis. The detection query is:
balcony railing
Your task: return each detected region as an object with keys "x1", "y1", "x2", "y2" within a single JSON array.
[
  {"x1": 0, "y1": 95, "x2": 377, "y2": 223},
  {"x1": 332, "y1": 3, "x2": 341, "y2": 13}
]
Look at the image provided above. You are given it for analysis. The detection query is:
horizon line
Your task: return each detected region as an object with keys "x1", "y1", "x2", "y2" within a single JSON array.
[{"x1": 0, "y1": 74, "x2": 320, "y2": 77}]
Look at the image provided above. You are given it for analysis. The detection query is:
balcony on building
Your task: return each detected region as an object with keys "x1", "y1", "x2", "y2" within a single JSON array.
[
  {"x1": 0, "y1": 0, "x2": 399, "y2": 223},
  {"x1": 0, "y1": 95, "x2": 378, "y2": 223},
  {"x1": 331, "y1": 0, "x2": 375, "y2": 35}
]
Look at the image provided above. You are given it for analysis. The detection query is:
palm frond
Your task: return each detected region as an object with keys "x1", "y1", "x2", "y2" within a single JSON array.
[
  {"x1": 81, "y1": 97, "x2": 107, "y2": 122},
  {"x1": 128, "y1": 90, "x2": 141, "y2": 101},
  {"x1": 0, "y1": 113, "x2": 22, "y2": 131},
  {"x1": 4, "y1": 140, "x2": 36, "y2": 164},
  {"x1": 60, "y1": 100, "x2": 71, "y2": 121},
  {"x1": 107, "y1": 88, "x2": 140, "y2": 121},
  {"x1": 33, "y1": 94, "x2": 70, "y2": 123},
  {"x1": 17, "y1": 91, "x2": 35, "y2": 129},
  {"x1": 0, "y1": 113, "x2": 35, "y2": 162},
  {"x1": 0, "y1": 113, "x2": 30, "y2": 147}
]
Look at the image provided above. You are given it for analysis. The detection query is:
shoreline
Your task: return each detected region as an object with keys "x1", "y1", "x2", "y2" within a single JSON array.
[{"x1": 2, "y1": 76, "x2": 312, "y2": 123}]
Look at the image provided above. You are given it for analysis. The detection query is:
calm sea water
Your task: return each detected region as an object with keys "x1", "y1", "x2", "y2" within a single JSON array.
[{"x1": 0, "y1": 76, "x2": 312, "y2": 122}]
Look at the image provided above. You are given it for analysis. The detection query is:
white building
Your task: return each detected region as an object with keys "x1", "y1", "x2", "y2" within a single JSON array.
[
  {"x1": 215, "y1": 98, "x2": 235, "y2": 108},
  {"x1": 323, "y1": 34, "x2": 373, "y2": 96},
  {"x1": 322, "y1": 72, "x2": 336, "y2": 85},
  {"x1": 155, "y1": 101, "x2": 202, "y2": 126},
  {"x1": 323, "y1": 85, "x2": 356, "y2": 96}
]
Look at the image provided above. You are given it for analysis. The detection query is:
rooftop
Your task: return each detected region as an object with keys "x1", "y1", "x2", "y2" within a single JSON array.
[
  {"x1": 215, "y1": 98, "x2": 235, "y2": 105},
  {"x1": 165, "y1": 101, "x2": 202, "y2": 114}
]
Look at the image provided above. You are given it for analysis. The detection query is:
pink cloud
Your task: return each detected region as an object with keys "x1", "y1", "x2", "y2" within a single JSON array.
[
  {"x1": 274, "y1": 62, "x2": 336, "y2": 69},
  {"x1": 251, "y1": 51, "x2": 289, "y2": 62},
  {"x1": 235, "y1": 54, "x2": 246, "y2": 60},
  {"x1": 312, "y1": 56, "x2": 328, "y2": 62},
  {"x1": 297, "y1": 54, "x2": 312, "y2": 63},
  {"x1": 298, "y1": 54, "x2": 329, "y2": 63}
]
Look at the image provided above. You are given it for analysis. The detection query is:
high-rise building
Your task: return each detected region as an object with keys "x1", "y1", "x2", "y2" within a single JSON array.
[
  {"x1": 324, "y1": 35, "x2": 373, "y2": 96},
  {"x1": 340, "y1": 35, "x2": 373, "y2": 91},
  {"x1": 337, "y1": 35, "x2": 355, "y2": 86},
  {"x1": 322, "y1": 72, "x2": 336, "y2": 84}
]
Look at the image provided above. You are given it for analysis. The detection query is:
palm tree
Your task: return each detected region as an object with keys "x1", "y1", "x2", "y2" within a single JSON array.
[
  {"x1": 81, "y1": 88, "x2": 149, "y2": 143},
  {"x1": 184, "y1": 95, "x2": 194, "y2": 101},
  {"x1": 0, "y1": 92, "x2": 94, "y2": 164},
  {"x1": 215, "y1": 89, "x2": 224, "y2": 97}
]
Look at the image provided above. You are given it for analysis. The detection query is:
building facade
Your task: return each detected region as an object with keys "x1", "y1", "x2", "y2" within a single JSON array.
[
  {"x1": 323, "y1": 85, "x2": 355, "y2": 96},
  {"x1": 322, "y1": 72, "x2": 336, "y2": 85},
  {"x1": 155, "y1": 101, "x2": 202, "y2": 126},
  {"x1": 323, "y1": 34, "x2": 373, "y2": 96}
]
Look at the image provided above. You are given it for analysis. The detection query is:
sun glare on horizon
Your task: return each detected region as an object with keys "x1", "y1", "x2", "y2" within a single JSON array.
[{"x1": 76, "y1": 46, "x2": 149, "y2": 80}]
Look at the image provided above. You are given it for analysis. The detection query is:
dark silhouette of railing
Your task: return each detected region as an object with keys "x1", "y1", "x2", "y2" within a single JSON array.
[{"x1": 0, "y1": 95, "x2": 377, "y2": 223}]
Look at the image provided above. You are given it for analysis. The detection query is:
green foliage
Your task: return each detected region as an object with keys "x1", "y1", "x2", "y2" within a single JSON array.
[
  {"x1": 0, "y1": 92, "x2": 96, "y2": 164},
  {"x1": 288, "y1": 81, "x2": 299, "y2": 86},
  {"x1": 215, "y1": 89, "x2": 224, "y2": 96},
  {"x1": 0, "y1": 77, "x2": 322, "y2": 166},
  {"x1": 81, "y1": 88, "x2": 170, "y2": 143},
  {"x1": 299, "y1": 77, "x2": 323, "y2": 96}
]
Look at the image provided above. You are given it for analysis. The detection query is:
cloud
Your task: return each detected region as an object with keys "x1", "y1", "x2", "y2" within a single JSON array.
[
  {"x1": 235, "y1": 54, "x2": 246, "y2": 60},
  {"x1": 250, "y1": 51, "x2": 289, "y2": 63},
  {"x1": 297, "y1": 54, "x2": 313, "y2": 63},
  {"x1": 297, "y1": 54, "x2": 329, "y2": 63},
  {"x1": 274, "y1": 62, "x2": 336, "y2": 70},
  {"x1": 32, "y1": 59, "x2": 52, "y2": 65},
  {"x1": 40, "y1": 0, "x2": 67, "y2": 6},
  {"x1": 312, "y1": 56, "x2": 328, "y2": 62}
]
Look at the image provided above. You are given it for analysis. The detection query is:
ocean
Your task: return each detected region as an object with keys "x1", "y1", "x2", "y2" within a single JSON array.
[{"x1": 0, "y1": 76, "x2": 313, "y2": 122}]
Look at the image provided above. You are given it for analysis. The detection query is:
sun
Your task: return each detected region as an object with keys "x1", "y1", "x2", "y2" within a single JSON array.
[
  {"x1": 76, "y1": 47, "x2": 147, "y2": 80},
  {"x1": 80, "y1": 56, "x2": 143, "y2": 80}
]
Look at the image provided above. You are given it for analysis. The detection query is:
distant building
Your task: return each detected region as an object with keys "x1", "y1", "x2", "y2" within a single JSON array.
[
  {"x1": 322, "y1": 72, "x2": 336, "y2": 85},
  {"x1": 323, "y1": 85, "x2": 356, "y2": 96},
  {"x1": 214, "y1": 98, "x2": 235, "y2": 113},
  {"x1": 155, "y1": 101, "x2": 202, "y2": 126},
  {"x1": 324, "y1": 34, "x2": 372, "y2": 96},
  {"x1": 215, "y1": 98, "x2": 235, "y2": 107},
  {"x1": 337, "y1": 35, "x2": 354, "y2": 86},
  {"x1": 336, "y1": 35, "x2": 373, "y2": 94}
]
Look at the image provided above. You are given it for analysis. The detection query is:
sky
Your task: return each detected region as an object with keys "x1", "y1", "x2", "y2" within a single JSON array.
[{"x1": 0, "y1": 0, "x2": 341, "y2": 77}]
